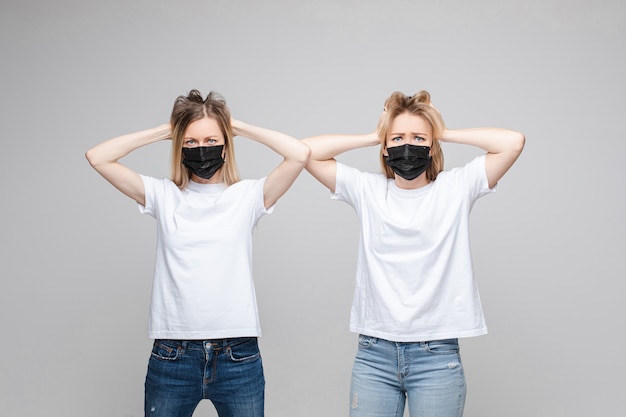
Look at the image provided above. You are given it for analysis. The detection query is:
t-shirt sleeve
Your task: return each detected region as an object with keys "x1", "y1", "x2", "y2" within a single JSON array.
[
  {"x1": 461, "y1": 154, "x2": 495, "y2": 201},
  {"x1": 137, "y1": 174, "x2": 158, "y2": 217},
  {"x1": 331, "y1": 162, "x2": 363, "y2": 209},
  {"x1": 251, "y1": 177, "x2": 274, "y2": 225}
]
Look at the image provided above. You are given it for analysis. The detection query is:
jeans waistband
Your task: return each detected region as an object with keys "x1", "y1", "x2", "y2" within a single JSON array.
[
  {"x1": 156, "y1": 337, "x2": 256, "y2": 349},
  {"x1": 360, "y1": 334, "x2": 458, "y2": 345}
]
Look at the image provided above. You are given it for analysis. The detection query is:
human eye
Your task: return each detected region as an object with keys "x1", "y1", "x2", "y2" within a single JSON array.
[
  {"x1": 413, "y1": 136, "x2": 426, "y2": 142},
  {"x1": 184, "y1": 139, "x2": 197, "y2": 146},
  {"x1": 391, "y1": 136, "x2": 402, "y2": 142},
  {"x1": 208, "y1": 138, "x2": 217, "y2": 144}
]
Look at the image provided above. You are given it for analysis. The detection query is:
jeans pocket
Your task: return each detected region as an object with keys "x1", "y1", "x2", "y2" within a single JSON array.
[
  {"x1": 357, "y1": 334, "x2": 377, "y2": 349},
  {"x1": 425, "y1": 338, "x2": 460, "y2": 355},
  {"x1": 226, "y1": 338, "x2": 260, "y2": 363},
  {"x1": 150, "y1": 340, "x2": 182, "y2": 361}
]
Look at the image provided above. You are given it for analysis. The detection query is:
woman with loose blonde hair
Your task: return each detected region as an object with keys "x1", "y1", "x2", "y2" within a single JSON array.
[
  {"x1": 170, "y1": 90, "x2": 239, "y2": 188},
  {"x1": 303, "y1": 90, "x2": 524, "y2": 417},
  {"x1": 86, "y1": 89, "x2": 309, "y2": 417}
]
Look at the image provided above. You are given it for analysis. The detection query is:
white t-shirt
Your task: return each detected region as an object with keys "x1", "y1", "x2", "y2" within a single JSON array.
[
  {"x1": 333, "y1": 155, "x2": 494, "y2": 342},
  {"x1": 138, "y1": 176, "x2": 273, "y2": 340}
]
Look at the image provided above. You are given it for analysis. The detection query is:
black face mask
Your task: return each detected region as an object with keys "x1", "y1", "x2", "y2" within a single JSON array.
[
  {"x1": 182, "y1": 145, "x2": 225, "y2": 180},
  {"x1": 384, "y1": 144, "x2": 431, "y2": 180}
]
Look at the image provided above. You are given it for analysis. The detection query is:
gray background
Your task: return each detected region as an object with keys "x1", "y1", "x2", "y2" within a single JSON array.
[{"x1": 1, "y1": 0, "x2": 624, "y2": 416}]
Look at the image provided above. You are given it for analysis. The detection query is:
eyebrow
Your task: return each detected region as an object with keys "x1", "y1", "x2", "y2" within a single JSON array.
[{"x1": 388, "y1": 132, "x2": 430, "y2": 137}]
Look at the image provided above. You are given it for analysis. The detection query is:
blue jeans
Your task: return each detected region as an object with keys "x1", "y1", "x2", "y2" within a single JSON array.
[
  {"x1": 144, "y1": 338, "x2": 264, "y2": 417},
  {"x1": 350, "y1": 335, "x2": 466, "y2": 417}
]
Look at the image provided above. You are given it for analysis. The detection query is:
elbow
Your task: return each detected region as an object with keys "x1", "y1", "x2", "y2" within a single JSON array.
[
  {"x1": 85, "y1": 148, "x2": 98, "y2": 168},
  {"x1": 295, "y1": 142, "x2": 311, "y2": 166},
  {"x1": 85, "y1": 147, "x2": 109, "y2": 169},
  {"x1": 510, "y1": 131, "x2": 526, "y2": 155}
]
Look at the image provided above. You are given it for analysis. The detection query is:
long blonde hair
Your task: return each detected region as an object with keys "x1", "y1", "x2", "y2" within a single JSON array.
[
  {"x1": 170, "y1": 90, "x2": 240, "y2": 189},
  {"x1": 378, "y1": 91, "x2": 445, "y2": 181}
]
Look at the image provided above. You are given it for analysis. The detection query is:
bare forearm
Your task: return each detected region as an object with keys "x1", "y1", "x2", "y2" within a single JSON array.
[
  {"x1": 86, "y1": 124, "x2": 171, "y2": 167},
  {"x1": 232, "y1": 120, "x2": 309, "y2": 163},
  {"x1": 441, "y1": 128, "x2": 525, "y2": 155},
  {"x1": 443, "y1": 127, "x2": 525, "y2": 188},
  {"x1": 302, "y1": 132, "x2": 379, "y2": 161}
]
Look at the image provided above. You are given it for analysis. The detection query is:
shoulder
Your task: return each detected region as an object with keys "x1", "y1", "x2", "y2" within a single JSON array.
[
  {"x1": 227, "y1": 178, "x2": 264, "y2": 192},
  {"x1": 438, "y1": 155, "x2": 486, "y2": 181},
  {"x1": 435, "y1": 155, "x2": 492, "y2": 196},
  {"x1": 138, "y1": 176, "x2": 180, "y2": 215},
  {"x1": 334, "y1": 163, "x2": 388, "y2": 205},
  {"x1": 140, "y1": 175, "x2": 178, "y2": 193},
  {"x1": 222, "y1": 178, "x2": 266, "y2": 202},
  {"x1": 337, "y1": 162, "x2": 385, "y2": 185}
]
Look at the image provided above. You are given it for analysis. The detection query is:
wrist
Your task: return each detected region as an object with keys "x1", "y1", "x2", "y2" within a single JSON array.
[
  {"x1": 440, "y1": 128, "x2": 452, "y2": 142},
  {"x1": 368, "y1": 131, "x2": 380, "y2": 146},
  {"x1": 155, "y1": 123, "x2": 172, "y2": 140},
  {"x1": 230, "y1": 119, "x2": 246, "y2": 137}
]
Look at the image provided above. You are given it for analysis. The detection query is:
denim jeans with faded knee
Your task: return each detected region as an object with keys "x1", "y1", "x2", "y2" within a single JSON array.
[{"x1": 350, "y1": 335, "x2": 466, "y2": 417}]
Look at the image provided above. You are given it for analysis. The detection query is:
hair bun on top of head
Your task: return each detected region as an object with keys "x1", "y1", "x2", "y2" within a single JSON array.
[
  {"x1": 384, "y1": 90, "x2": 431, "y2": 111},
  {"x1": 187, "y1": 89, "x2": 204, "y2": 103},
  {"x1": 174, "y1": 90, "x2": 227, "y2": 106},
  {"x1": 202, "y1": 91, "x2": 226, "y2": 106},
  {"x1": 410, "y1": 90, "x2": 431, "y2": 104}
]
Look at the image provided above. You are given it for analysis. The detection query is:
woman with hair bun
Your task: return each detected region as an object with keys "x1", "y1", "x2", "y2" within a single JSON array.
[
  {"x1": 86, "y1": 90, "x2": 309, "y2": 417},
  {"x1": 303, "y1": 90, "x2": 524, "y2": 417}
]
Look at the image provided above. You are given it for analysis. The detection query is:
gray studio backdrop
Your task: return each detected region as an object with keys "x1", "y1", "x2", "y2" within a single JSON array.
[{"x1": 1, "y1": 0, "x2": 624, "y2": 416}]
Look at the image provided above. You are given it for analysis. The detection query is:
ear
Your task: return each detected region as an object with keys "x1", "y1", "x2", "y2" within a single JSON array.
[{"x1": 382, "y1": 143, "x2": 389, "y2": 157}]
